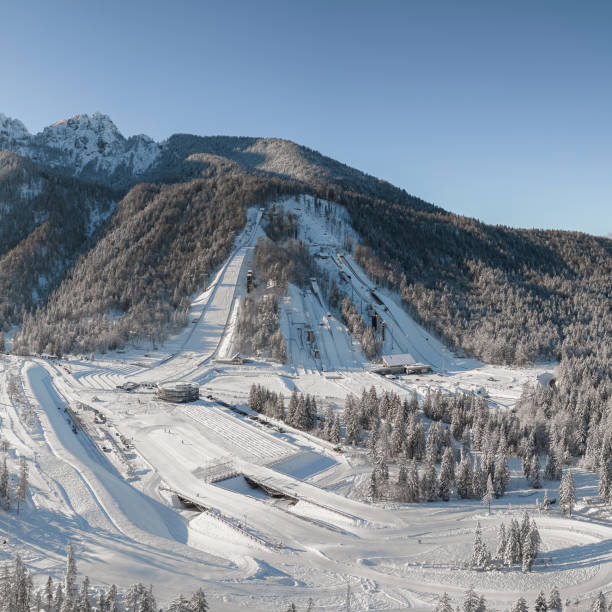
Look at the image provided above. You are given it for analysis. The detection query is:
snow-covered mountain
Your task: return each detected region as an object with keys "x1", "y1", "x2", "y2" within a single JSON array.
[{"x1": 0, "y1": 112, "x2": 161, "y2": 182}]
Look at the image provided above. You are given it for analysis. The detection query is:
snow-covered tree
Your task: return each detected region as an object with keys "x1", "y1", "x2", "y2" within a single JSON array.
[
  {"x1": 547, "y1": 587, "x2": 562, "y2": 611},
  {"x1": 559, "y1": 470, "x2": 576, "y2": 517},
  {"x1": 16, "y1": 456, "x2": 28, "y2": 514},
  {"x1": 544, "y1": 450, "x2": 562, "y2": 481},
  {"x1": 45, "y1": 576, "x2": 54, "y2": 612},
  {"x1": 10, "y1": 553, "x2": 32, "y2": 612},
  {"x1": 482, "y1": 474, "x2": 494, "y2": 513},
  {"x1": 504, "y1": 519, "x2": 521, "y2": 567},
  {"x1": 470, "y1": 522, "x2": 490, "y2": 570},
  {"x1": 495, "y1": 522, "x2": 507, "y2": 560},
  {"x1": 433, "y1": 592, "x2": 454, "y2": 612},
  {"x1": 64, "y1": 543, "x2": 77, "y2": 603},
  {"x1": 456, "y1": 453, "x2": 473, "y2": 499},
  {"x1": 54, "y1": 583, "x2": 64, "y2": 612},
  {"x1": 522, "y1": 529, "x2": 536, "y2": 572},
  {"x1": 97, "y1": 591, "x2": 107, "y2": 612},
  {"x1": 438, "y1": 447, "x2": 455, "y2": 501},
  {"x1": 330, "y1": 415, "x2": 341, "y2": 444},
  {"x1": 406, "y1": 460, "x2": 419, "y2": 503},
  {"x1": 74, "y1": 576, "x2": 91, "y2": 612},
  {"x1": 493, "y1": 443, "x2": 510, "y2": 497},
  {"x1": 471, "y1": 458, "x2": 485, "y2": 499},
  {"x1": 511, "y1": 597, "x2": 529, "y2": 612},
  {"x1": 534, "y1": 591, "x2": 548, "y2": 612},
  {"x1": 530, "y1": 455, "x2": 541, "y2": 489},
  {"x1": 420, "y1": 460, "x2": 438, "y2": 502},
  {"x1": 190, "y1": 587, "x2": 209, "y2": 612},
  {"x1": 107, "y1": 585, "x2": 119, "y2": 612},
  {"x1": 167, "y1": 594, "x2": 192, "y2": 612},
  {"x1": 598, "y1": 457, "x2": 612, "y2": 503},
  {"x1": 591, "y1": 592, "x2": 606, "y2": 612},
  {"x1": 0, "y1": 456, "x2": 10, "y2": 509},
  {"x1": 463, "y1": 586, "x2": 486, "y2": 612},
  {"x1": 368, "y1": 470, "x2": 377, "y2": 501}
]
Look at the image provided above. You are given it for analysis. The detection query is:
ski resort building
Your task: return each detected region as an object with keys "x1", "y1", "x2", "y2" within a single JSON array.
[
  {"x1": 157, "y1": 381, "x2": 200, "y2": 403},
  {"x1": 375, "y1": 353, "x2": 432, "y2": 376},
  {"x1": 382, "y1": 353, "x2": 416, "y2": 368}
]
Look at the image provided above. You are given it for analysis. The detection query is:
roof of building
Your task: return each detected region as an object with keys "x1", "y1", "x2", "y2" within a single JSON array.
[{"x1": 382, "y1": 353, "x2": 416, "y2": 367}]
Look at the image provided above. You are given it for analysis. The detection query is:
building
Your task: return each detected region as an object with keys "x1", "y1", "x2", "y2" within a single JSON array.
[
  {"x1": 157, "y1": 381, "x2": 200, "y2": 403},
  {"x1": 382, "y1": 353, "x2": 416, "y2": 368},
  {"x1": 375, "y1": 353, "x2": 432, "y2": 376}
]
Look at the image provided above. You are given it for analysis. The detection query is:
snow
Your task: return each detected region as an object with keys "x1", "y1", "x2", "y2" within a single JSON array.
[
  {"x1": 0, "y1": 195, "x2": 589, "y2": 610},
  {"x1": 0, "y1": 111, "x2": 161, "y2": 178},
  {"x1": 0, "y1": 112, "x2": 30, "y2": 142}
]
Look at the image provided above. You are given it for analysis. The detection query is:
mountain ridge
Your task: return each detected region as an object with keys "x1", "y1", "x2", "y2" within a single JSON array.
[{"x1": 0, "y1": 111, "x2": 609, "y2": 375}]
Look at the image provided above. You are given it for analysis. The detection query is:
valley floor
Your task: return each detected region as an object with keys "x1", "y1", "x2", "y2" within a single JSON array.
[{"x1": 0, "y1": 198, "x2": 606, "y2": 611}]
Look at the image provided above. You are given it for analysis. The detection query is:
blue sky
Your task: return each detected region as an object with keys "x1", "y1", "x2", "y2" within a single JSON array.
[{"x1": 2, "y1": 0, "x2": 610, "y2": 235}]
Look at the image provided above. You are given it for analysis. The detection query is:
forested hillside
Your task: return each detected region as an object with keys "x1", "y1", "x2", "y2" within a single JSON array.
[
  {"x1": 0, "y1": 152, "x2": 117, "y2": 329},
  {"x1": 0, "y1": 112, "x2": 609, "y2": 375},
  {"x1": 13, "y1": 160, "x2": 300, "y2": 355}
]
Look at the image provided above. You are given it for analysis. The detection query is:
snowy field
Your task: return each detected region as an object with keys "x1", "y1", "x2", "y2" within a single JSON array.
[{"x1": 1, "y1": 196, "x2": 603, "y2": 610}]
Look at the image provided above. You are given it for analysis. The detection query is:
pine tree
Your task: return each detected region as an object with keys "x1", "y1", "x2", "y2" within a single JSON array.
[
  {"x1": 504, "y1": 519, "x2": 521, "y2": 567},
  {"x1": 390, "y1": 415, "x2": 405, "y2": 458},
  {"x1": 598, "y1": 457, "x2": 612, "y2": 503},
  {"x1": 438, "y1": 447, "x2": 455, "y2": 501},
  {"x1": 397, "y1": 460, "x2": 407, "y2": 501},
  {"x1": 75, "y1": 576, "x2": 91, "y2": 612},
  {"x1": 368, "y1": 470, "x2": 377, "y2": 501},
  {"x1": 107, "y1": 585, "x2": 119, "y2": 612},
  {"x1": 530, "y1": 455, "x2": 541, "y2": 488},
  {"x1": 190, "y1": 587, "x2": 209, "y2": 612},
  {"x1": 463, "y1": 586, "x2": 483, "y2": 612},
  {"x1": 534, "y1": 591, "x2": 548, "y2": 612},
  {"x1": 34, "y1": 589, "x2": 42, "y2": 612},
  {"x1": 530, "y1": 518, "x2": 541, "y2": 559},
  {"x1": 493, "y1": 446, "x2": 510, "y2": 497},
  {"x1": 64, "y1": 543, "x2": 77, "y2": 603},
  {"x1": 287, "y1": 390, "x2": 299, "y2": 427},
  {"x1": 544, "y1": 450, "x2": 561, "y2": 481},
  {"x1": 559, "y1": 470, "x2": 576, "y2": 517},
  {"x1": 456, "y1": 453, "x2": 473, "y2": 499},
  {"x1": 367, "y1": 427, "x2": 379, "y2": 463},
  {"x1": 16, "y1": 456, "x2": 28, "y2": 514},
  {"x1": 54, "y1": 583, "x2": 64, "y2": 612},
  {"x1": 495, "y1": 522, "x2": 507, "y2": 560},
  {"x1": 519, "y1": 510, "x2": 531, "y2": 551},
  {"x1": 11, "y1": 553, "x2": 31, "y2": 612},
  {"x1": 472, "y1": 458, "x2": 485, "y2": 499},
  {"x1": 511, "y1": 597, "x2": 529, "y2": 612},
  {"x1": 97, "y1": 591, "x2": 107, "y2": 612},
  {"x1": 406, "y1": 460, "x2": 419, "y2": 502},
  {"x1": 591, "y1": 592, "x2": 606, "y2": 612},
  {"x1": 547, "y1": 587, "x2": 562, "y2": 611},
  {"x1": 433, "y1": 592, "x2": 454, "y2": 612},
  {"x1": 522, "y1": 528, "x2": 535, "y2": 572},
  {"x1": 140, "y1": 585, "x2": 156, "y2": 612},
  {"x1": 45, "y1": 576, "x2": 54, "y2": 612},
  {"x1": 470, "y1": 522, "x2": 490, "y2": 570},
  {"x1": 274, "y1": 394, "x2": 285, "y2": 421},
  {"x1": 0, "y1": 456, "x2": 9, "y2": 508},
  {"x1": 330, "y1": 415, "x2": 341, "y2": 444},
  {"x1": 168, "y1": 594, "x2": 192, "y2": 612},
  {"x1": 421, "y1": 460, "x2": 438, "y2": 502},
  {"x1": 482, "y1": 474, "x2": 494, "y2": 513}
]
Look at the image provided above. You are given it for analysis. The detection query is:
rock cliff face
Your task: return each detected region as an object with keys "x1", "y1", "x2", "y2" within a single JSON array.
[{"x1": 0, "y1": 112, "x2": 161, "y2": 185}]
